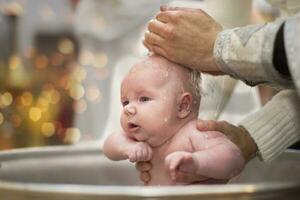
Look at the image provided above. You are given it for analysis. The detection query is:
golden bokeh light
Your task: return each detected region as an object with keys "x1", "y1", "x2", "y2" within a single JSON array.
[
  {"x1": 86, "y1": 85, "x2": 101, "y2": 102},
  {"x1": 50, "y1": 90, "x2": 61, "y2": 104},
  {"x1": 29, "y1": 107, "x2": 42, "y2": 122},
  {"x1": 9, "y1": 55, "x2": 22, "y2": 70},
  {"x1": 37, "y1": 97, "x2": 49, "y2": 112},
  {"x1": 41, "y1": 122, "x2": 55, "y2": 137},
  {"x1": 80, "y1": 50, "x2": 94, "y2": 66},
  {"x1": 73, "y1": 66, "x2": 87, "y2": 82},
  {"x1": 70, "y1": 84, "x2": 85, "y2": 100},
  {"x1": 34, "y1": 54, "x2": 48, "y2": 69},
  {"x1": 58, "y1": 38, "x2": 74, "y2": 55},
  {"x1": 0, "y1": 112, "x2": 4, "y2": 125},
  {"x1": 64, "y1": 128, "x2": 81, "y2": 144},
  {"x1": 1, "y1": 92, "x2": 13, "y2": 107},
  {"x1": 93, "y1": 52, "x2": 108, "y2": 68},
  {"x1": 21, "y1": 92, "x2": 33, "y2": 106}
]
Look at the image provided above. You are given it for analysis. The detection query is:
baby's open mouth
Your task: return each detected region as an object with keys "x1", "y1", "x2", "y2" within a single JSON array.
[{"x1": 128, "y1": 122, "x2": 140, "y2": 131}]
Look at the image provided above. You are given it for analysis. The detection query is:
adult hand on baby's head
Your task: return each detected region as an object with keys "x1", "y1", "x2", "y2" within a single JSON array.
[
  {"x1": 144, "y1": 6, "x2": 223, "y2": 75},
  {"x1": 126, "y1": 142, "x2": 153, "y2": 163}
]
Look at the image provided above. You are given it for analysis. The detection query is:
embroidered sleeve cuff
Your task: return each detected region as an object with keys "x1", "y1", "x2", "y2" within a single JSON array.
[{"x1": 213, "y1": 20, "x2": 292, "y2": 88}]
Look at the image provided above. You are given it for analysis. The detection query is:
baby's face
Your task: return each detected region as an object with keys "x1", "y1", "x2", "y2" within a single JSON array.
[{"x1": 120, "y1": 61, "x2": 182, "y2": 147}]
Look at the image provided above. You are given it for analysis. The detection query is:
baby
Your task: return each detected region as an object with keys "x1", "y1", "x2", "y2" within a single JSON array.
[{"x1": 103, "y1": 55, "x2": 245, "y2": 185}]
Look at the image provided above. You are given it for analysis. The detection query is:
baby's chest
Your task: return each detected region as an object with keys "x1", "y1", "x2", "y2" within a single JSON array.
[{"x1": 152, "y1": 136, "x2": 193, "y2": 164}]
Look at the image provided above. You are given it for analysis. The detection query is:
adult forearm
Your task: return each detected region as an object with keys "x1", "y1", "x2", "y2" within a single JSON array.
[
  {"x1": 239, "y1": 90, "x2": 300, "y2": 161},
  {"x1": 213, "y1": 19, "x2": 293, "y2": 88}
]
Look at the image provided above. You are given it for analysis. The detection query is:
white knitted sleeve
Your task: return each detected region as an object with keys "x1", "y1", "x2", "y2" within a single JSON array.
[{"x1": 239, "y1": 90, "x2": 300, "y2": 161}]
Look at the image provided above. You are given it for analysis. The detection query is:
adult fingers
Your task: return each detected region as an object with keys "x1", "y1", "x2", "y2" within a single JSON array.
[
  {"x1": 144, "y1": 42, "x2": 168, "y2": 59},
  {"x1": 145, "y1": 30, "x2": 165, "y2": 46},
  {"x1": 148, "y1": 19, "x2": 169, "y2": 38},
  {"x1": 156, "y1": 11, "x2": 172, "y2": 23},
  {"x1": 196, "y1": 119, "x2": 227, "y2": 132},
  {"x1": 142, "y1": 39, "x2": 153, "y2": 52},
  {"x1": 135, "y1": 161, "x2": 152, "y2": 172}
]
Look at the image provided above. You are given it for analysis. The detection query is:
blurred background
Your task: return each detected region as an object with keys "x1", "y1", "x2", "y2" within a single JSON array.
[
  {"x1": 1, "y1": 0, "x2": 297, "y2": 151},
  {"x1": 0, "y1": 0, "x2": 173, "y2": 150},
  {"x1": 0, "y1": 0, "x2": 81, "y2": 149}
]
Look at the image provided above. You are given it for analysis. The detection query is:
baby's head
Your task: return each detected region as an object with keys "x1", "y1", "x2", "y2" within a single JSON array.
[{"x1": 120, "y1": 55, "x2": 201, "y2": 147}]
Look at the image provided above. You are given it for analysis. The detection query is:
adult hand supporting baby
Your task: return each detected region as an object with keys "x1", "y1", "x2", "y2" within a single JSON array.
[
  {"x1": 144, "y1": 6, "x2": 223, "y2": 75},
  {"x1": 136, "y1": 120, "x2": 254, "y2": 185},
  {"x1": 135, "y1": 160, "x2": 213, "y2": 185},
  {"x1": 196, "y1": 120, "x2": 258, "y2": 163}
]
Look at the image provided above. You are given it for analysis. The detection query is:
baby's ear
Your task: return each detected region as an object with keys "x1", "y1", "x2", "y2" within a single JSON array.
[{"x1": 177, "y1": 92, "x2": 193, "y2": 118}]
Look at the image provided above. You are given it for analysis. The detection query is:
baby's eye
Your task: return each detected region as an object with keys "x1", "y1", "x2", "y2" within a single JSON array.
[
  {"x1": 139, "y1": 96, "x2": 150, "y2": 102},
  {"x1": 122, "y1": 100, "x2": 129, "y2": 107}
]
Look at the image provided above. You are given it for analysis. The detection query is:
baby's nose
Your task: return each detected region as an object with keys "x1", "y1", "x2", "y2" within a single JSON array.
[{"x1": 124, "y1": 105, "x2": 136, "y2": 115}]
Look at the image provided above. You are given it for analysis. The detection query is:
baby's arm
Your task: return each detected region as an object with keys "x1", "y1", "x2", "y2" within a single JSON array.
[
  {"x1": 103, "y1": 131, "x2": 152, "y2": 162},
  {"x1": 166, "y1": 131, "x2": 245, "y2": 180}
]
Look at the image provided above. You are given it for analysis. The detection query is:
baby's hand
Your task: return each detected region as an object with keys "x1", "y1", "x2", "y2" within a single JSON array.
[
  {"x1": 165, "y1": 151, "x2": 199, "y2": 181},
  {"x1": 126, "y1": 142, "x2": 152, "y2": 163}
]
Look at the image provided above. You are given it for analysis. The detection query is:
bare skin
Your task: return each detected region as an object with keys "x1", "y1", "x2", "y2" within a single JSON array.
[
  {"x1": 137, "y1": 119, "x2": 257, "y2": 184},
  {"x1": 143, "y1": 6, "x2": 223, "y2": 75},
  {"x1": 103, "y1": 55, "x2": 245, "y2": 185}
]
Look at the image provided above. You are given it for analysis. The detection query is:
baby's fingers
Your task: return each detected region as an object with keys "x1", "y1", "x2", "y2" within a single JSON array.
[
  {"x1": 165, "y1": 153, "x2": 182, "y2": 171},
  {"x1": 165, "y1": 153, "x2": 185, "y2": 180},
  {"x1": 178, "y1": 155, "x2": 197, "y2": 173}
]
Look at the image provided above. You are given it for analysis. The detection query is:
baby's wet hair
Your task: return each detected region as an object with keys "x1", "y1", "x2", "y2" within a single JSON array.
[{"x1": 189, "y1": 69, "x2": 202, "y2": 99}]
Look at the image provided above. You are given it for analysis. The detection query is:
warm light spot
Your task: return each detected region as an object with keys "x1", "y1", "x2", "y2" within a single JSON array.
[
  {"x1": 73, "y1": 99, "x2": 87, "y2": 114},
  {"x1": 73, "y1": 66, "x2": 87, "y2": 82},
  {"x1": 58, "y1": 38, "x2": 74, "y2": 55},
  {"x1": 4, "y1": 2, "x2": 23, "y2": 15},
  {"x1": 50, "y1": 90, "x2": 61, "y2": 104},
  {"x1": 41, "y1": 122, "x2": 55, "y2": 137},
  {"x1": 64, "y1": 128, "x2": 81, "y2": 144},
  {"x1": 86, "y1": 86, "x2": 101, "y2": 102},
  {"x1": 93, "y1": 52, "x2": 108, "y2": 68},
  {"x1": 34, "y1": 54, "x2": 48, "y2": 69},
  {"x1": 8, "y1": 55, "x2": 21, "y2": 70},
  {"x1": 244, "y1": 185, "x2": 255, "y2": 193},
  {"x1": 29, "y1": 107, "x2": 42, "y2": 121},
  {"x1": 70, "y1": 84, "x2": 85, "y2": 100},
  {"x1": 21, "y1": 92, "x2": 33, "y2": 106},
  {"x1": 80, "y1": 50, "x2": 94, "y2": 66},
  {"x1": 38, "y1": 97, "x2": 49, "y2": 108},
  {"x1": 1, "y1": 92, "x2": 13, "y2": 106},
  {"x1": 0, "y1": 113, "x2": 4, "y2": 125}
]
